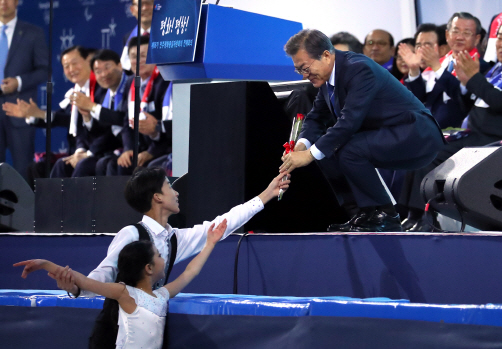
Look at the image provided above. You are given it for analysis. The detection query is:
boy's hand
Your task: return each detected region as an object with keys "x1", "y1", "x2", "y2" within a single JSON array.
[
  {"x1": 48, "y1": 265, "x2": 78, "y2": 294},
  {"x1": 207, "y1": 219, "x2": 228, "y2": 245},
  {"x1": 13, "y1": 259, "x2": 49, "y2": 278}
]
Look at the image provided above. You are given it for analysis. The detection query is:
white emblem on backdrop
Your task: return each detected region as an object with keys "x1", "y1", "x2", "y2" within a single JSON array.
[
  {"x1": 84, "y1": 7, "x2": 93, "y2": 21},
  {"x1": 101, "y1": 18, "x2": 117, "y2": 48},
  {"x1": 38, "y1": 1, "x2": 60, "y2": 25},
  {"x1": 60, "y1": 28, "x2": 75, "y2": 50}
]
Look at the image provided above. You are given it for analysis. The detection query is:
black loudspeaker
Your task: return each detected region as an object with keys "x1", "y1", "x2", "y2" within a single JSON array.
[
  {"x1": 187, "y1": 81, "x2": 342, "y2": 233},
  {"x1": 0, "y1": 163, "x2": 34, "y2": 232},
  {"x1": 421, "y1": 147, "x2": 502, "y2": 231}
]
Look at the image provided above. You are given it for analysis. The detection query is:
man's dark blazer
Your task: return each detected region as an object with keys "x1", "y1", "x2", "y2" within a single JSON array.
[
  {"x1": 121, "y1": 74, "x2": 171, "y2": 158},
  {"x1": 300, "y1": 49, "x2": 446, "y2": 163},
  {"x1": 405, "y1": 59, "x2": 491, "y2": 129},
  {"x1": 0, "y1": 20, "x2": 48, "y2": 127},
  {"x1": 406, "y1": 71, "x2": 466, "y2": 128},
  {"x1": 0, "y1": 20, "x2": 48, "y2": 177}
]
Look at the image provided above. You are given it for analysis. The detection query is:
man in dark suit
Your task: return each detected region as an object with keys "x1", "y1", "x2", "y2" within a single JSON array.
[
  {"x1": 0, "y1": 0, "x2": 48, "y2": 180},
  {"x1": 280, "y1": 29, "x2": 446, "y2": 232}
]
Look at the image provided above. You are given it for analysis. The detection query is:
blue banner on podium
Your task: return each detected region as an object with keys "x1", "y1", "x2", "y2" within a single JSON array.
[{"x1": 147, "y1": 0, "x2": 202, "y2": 64}]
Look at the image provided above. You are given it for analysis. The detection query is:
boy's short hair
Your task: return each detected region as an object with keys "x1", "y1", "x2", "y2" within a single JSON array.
[{"x1": 125, "y1": 167, "x2": 167, "y2": 213}]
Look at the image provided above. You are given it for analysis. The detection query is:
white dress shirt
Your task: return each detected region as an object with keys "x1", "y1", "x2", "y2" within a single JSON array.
[{"x1": 80, "y1": 196, "x2": 264, "y2": 297}]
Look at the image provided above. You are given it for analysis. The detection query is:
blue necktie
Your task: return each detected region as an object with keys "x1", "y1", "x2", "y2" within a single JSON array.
[
  {"x1": 0, "y1": 26, "x2": 8, "y2": 82},
  {"x1": 326, "y1": 83, "x2": 339, "y2": 117},
  {"x1": 446, "y1": 60, "x2": 454, "y2": 73}
]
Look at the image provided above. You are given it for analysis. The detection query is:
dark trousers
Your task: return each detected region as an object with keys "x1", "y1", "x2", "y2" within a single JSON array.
[
  {"x1": 319, "y1": 131, "x2": 437, "y2": 208},
  {"x1": 50, "y1": 156, "x2": 99, "y2": 178},
  {"x1": 399, "y1": 132, "x2": 502, "y2": 210},
  {"x1": 0, "y1": 113, "x2": 35, "y2": 181},
  {"x1": 95, "y1": 154, "x2": 134, "y2": 176}
]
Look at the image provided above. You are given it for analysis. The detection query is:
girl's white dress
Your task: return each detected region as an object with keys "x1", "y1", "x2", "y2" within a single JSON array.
[{"x1": 116, "y1": 285, "x2": 170, "y2": 349}]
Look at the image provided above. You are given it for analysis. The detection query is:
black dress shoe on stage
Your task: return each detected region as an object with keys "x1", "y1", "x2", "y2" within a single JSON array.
[
  {"x1": 349, "y1": 210, "x2": 403, "y2": 232},
  {"x1": 327, "y1": 210, "x2": 371, "y2": 232},
  {"x1": 401, "y1": 218, "x2": 418, "y2": 231},
  {"x1": 408, "y1": 217, "x2": 433, "y2": 232}
]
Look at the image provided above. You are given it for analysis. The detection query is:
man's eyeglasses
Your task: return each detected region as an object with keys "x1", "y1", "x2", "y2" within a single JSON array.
[
  {"x1": 449, "y1": 29, "x2": 475, "y2": 39},
  {"x1": 365, "y1": 40, "x2": 389, "y2": 47},
  {"x1": 294, "y1": 60, "x2": 314, "y2": 75}
]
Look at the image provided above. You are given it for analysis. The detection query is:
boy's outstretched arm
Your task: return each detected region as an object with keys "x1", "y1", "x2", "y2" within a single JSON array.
[
  {"x1": 258, "y1": 172, "x2": 291, "y2": 205},
  {"x1": 13, "y1": 260, "x2": 130, "y2": 303},
  {"x1": 166, "y1": 219, "x2": 228, "y2": 298}
]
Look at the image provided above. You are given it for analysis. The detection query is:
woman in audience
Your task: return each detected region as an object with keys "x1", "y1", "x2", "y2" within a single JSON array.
[{"x1": 391, "y1": 38, "x2": 416, "y2": 83}]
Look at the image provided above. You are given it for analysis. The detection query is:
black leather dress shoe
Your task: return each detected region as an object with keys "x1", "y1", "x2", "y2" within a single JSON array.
[
  {"x1": 408, "y1": 217, "x2": 433, "y2": 232},
  {"x1": 401, "y1": 218, "x2": 418, "y2": 231},
  {"x1": 327, "y1": 210, "x2": 371, "y2": 232},
  {"x1": 350, "y1": 210, "x2": 403, "y2": 232}
]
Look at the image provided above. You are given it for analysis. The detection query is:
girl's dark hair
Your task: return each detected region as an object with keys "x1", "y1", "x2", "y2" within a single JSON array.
[
  {"x1": 391, "y1": 37, "x2": 415, "y2": 81},
  {"x1": 124, "y1": 167, "x2": 166, "y2": 213},
  {"x1": 116, "y1": 240, "x2": 155, "y2": 286}
]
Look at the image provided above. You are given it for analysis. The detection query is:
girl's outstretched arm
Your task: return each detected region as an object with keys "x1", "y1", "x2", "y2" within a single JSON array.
[
  {"x1": 166, "y1": 219, "x2": 228, "y2": 298},
  {"x1": 13, "y1": 260, "x2": 132, "y2": 306}
]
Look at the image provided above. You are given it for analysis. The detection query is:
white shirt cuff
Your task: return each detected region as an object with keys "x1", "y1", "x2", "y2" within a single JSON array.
[
  {"x1": 83, "y1": 118, "x2": 93, "y2": 130},
  {"x1": 91, "y1": 104, "x2": 102, "y2": 121},
  {"x1": 297, "y1": 138, "x2": 311, "y2": 149},
  {"x1": 16, "y1": 76, "x2": 22, "y2": 92},
  {"x1": 310, "y1": 145, "x2": 325, "y2": 160},
  {"x1": 407, "y1": 73, "x2": 420, "y2": 82}
]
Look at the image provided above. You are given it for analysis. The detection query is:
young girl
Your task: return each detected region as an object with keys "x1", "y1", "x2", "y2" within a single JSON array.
[{"x1": 14, "y1": 219, "x2": 228, "y2": 349}]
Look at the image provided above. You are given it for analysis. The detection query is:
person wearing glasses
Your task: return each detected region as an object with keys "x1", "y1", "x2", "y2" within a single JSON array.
[
  {"x1": 120, "y1": 0, "x2": 154, "y2": 71},
  {"x1": 280, "y1": 29, "x2": 446, "y2": 232},
  {"x1": 363, "y1": 29, "x2": 395, "y2": 71},
  {"x1": 397, "y1": 13, "x2": 492, "y2": 232}
]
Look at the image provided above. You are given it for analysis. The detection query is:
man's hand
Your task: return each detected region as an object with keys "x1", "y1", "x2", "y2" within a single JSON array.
[
  {"x1": 1, "y1": 77, "x2": 19, "y2": 94},
  {"x1": 64, "y1": 150, "x2": 88, "y2": 168},
  {"x1": 138, "y1": 112, "x2": 159, "y2": 138},
  {"x1": 258, "y1": 171, "x2": 291, "y2": 204},
  {"x1": 79, "y1": 108, "x2": 92, "y2": 123},
  {"x1": 206, "y1": 219, "x2": 228, "y2": 246},
  {"x1": 398, "y1": 43, "x2": 422, "y2": 77},
  {"x1": 294, "y1": 142, "x2": 307, "y2": 152},
  {"x1": 2, "y1": 98, "x2": 44, "y2": 119},
  {"x1": 420, "y1": 44, "x2": 441, "y2": 71},
  {"x1": 138, "y1": 151, "x2": 153, "y2": 166},
  {"x1": 71, "y1": 92, "x2": 94, "y2": 112},
  {"x1": 117, "y1": 150, "x2": 134, "y2": 167},
  {"x1": 455, "y1": 51, "x2": 480, "y2": 86},
  {"x1": 280, "y1": 149, "x2": 314, "y2": 173}
]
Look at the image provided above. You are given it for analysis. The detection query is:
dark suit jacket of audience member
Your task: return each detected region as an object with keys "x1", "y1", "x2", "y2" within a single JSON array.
[
  {"x1": 464, "y1": 70, "x2": 502, "y2": 140},
  {"x1": 301, "y1": 49, "x2": 446, "y2": 162},
  {"x1": 75, "y1": 85, "x2": 122, "y2": 157},
  {"x1": 405, "y1": 59, "x2": 491, "y2": 129},
  {"x1": 1, "y1": 20, "x2": 48, "y2": 127},
  {"x1": 120, "y1": 75, "x2": 172, "y2": 158}
]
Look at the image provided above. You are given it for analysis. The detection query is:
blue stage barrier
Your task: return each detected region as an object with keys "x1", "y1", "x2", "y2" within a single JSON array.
[
  {"x1": 4, "y1": 232, "x2": 502, "y2": 305},
  {"x1": 2, "y1": 290, "x2": 502, "y2": 349}
]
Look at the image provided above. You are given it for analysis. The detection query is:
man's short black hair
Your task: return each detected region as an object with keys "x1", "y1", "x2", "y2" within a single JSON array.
[
  {"x1": 90, "y1": 49, "x2": 121, "y2": 71},
  {"x1": 437, "y1": 24, "x2": 448, "y2": 46},
  {"x1": 128, "y1": 35, "x2": 150, "y2": 51},
  {"x1": 330, "y1": 31, "x2": 363, "y2": 54},
  {"x1": 284, "y1": 29, "x2": 335, "y2": 59},
  {"x1": 447, "y1": 12, "x2": 482, "y2": 35},
  {"x1": 414, "y1": 23, "x2": 437, "y2": 41},
  {"x1": 60, "y1": 46, "x2": 88, "y2": 64},
  {"x1": 125, "y1": 167, "x2": 167, "y2": 213}
]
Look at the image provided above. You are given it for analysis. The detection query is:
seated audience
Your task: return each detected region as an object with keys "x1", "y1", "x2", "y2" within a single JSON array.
[
  {"x1": 399, "y1": 23, "x2": 502, "y2": 232},
  {"x1": 391, "y1": 38, "x2": 415, "y2": 82},
  {"x1": 363, "y1": 29, "x2": 395, "y2": 71}
]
